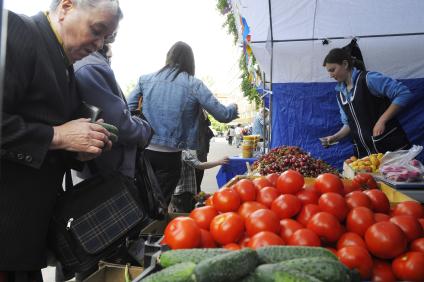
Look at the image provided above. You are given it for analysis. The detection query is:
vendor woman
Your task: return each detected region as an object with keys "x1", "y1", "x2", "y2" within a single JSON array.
[{"x1": 320, "y1": 48, "x2": 414, "y2": 158}]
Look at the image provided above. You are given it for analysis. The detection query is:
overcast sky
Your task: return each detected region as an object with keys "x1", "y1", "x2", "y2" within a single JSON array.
[{"x1": 4, "y1": 0, "x2": 242, "y2": 96}]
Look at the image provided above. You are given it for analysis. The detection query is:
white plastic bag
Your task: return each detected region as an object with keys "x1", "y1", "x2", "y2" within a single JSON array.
[{"x1": 379, "y1": 145, "x2": 424, "y2": 182}]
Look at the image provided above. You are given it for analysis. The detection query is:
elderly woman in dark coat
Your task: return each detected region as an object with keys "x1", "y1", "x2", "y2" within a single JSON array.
[{"x1": 0, "y1": 0, "x2": 122, "y2": 280}]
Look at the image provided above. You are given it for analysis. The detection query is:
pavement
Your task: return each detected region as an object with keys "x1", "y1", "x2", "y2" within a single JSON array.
[
  {"x1": 200, "y1": 136, "x2": 242, "y2": 193},
  {"x1": 41, "y1": 137, "x2": 241, "y2": 281}
]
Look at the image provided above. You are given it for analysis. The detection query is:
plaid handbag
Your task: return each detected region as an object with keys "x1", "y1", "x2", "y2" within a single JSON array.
[{"x1": 48, "y1": 171, "x2": 150, "y2": 274}]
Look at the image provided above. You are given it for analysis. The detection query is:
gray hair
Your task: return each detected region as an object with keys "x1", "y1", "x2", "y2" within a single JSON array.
[{"x1": 50, "y1": 0, "x2": 123, "y2": 19}]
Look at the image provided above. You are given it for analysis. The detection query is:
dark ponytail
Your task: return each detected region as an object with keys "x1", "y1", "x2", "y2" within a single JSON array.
[{"x1": 323, "y1": 48, "x2": 366, "y2": 71}]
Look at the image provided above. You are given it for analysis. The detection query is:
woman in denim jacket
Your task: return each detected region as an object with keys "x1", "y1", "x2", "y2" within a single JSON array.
[{"x1": 128, "y1": 41, "x2": 238, "y2": 204}]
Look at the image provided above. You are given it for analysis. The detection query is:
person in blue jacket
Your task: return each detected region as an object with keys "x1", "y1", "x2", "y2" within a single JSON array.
[
  {"x1": 74, "y1": 41, "x2": 152, "y2": 179},
  {"x1": 320, "y1": 48, "x2": 414, "y2": 158},
  {"x1": 128, "y1": 41, "x2": 238, "y2": 204}
]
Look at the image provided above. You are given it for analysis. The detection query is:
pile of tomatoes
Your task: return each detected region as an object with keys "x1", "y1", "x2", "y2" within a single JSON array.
[{"x1": 163, "y1": 171, "x2": 424, "y2": 281}]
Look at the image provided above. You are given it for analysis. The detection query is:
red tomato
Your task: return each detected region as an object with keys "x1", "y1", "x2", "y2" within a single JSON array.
[
  {"x1": 205, "y1": 196, "x2": 213, "y2": 206},
  {"x1": 392, "y1": 251, "x2": 424, "y2": 282},
  {"x1": 210, "y1": 212, "x2": 244, "y2": 245},
  {"x1": 296, "y1": 204, "x2": 321, "y2": 226},
  {"x1": 410, "y1": 237, "x2": 424, "y2": 253},
  {"x1": 352, "y1": 173, "x2": 378, "y2": 190},
  {"x1": 365, "y1": 221, "x2": 407, "y2": 259},
  {"x1": 222, "y1": 243, "x2": 241, "y2": 250},
  {"x1": 256, "y1": 186, "x2": 280, "y2": 207},
  {"x1": 342, "y1": 179, "x2": 361, "y2": 195},
  {"x1": 296, "y1": 189, "x2": 319, "y2": 205},
  {"x1": 303, "y1": 183, "x2": 321, "y2": 195},
  {"x1": 246, "y1": 209, "x2": 280, "y2": 236},
  {"x1": 307, "y1": 212, "x2": 343, "y2": 243},
  {"x1": 189, "y1": 206, "x2": 218, "y2": 230},
  {"x1": 419, "y1": 218, "x2": 424, "y2": 230},
  {"x1": 238, "y1": 233, "x2": 250, "y2": 248},
  {"x1": 271, "y1": 194, "x2": 302, "y2": 219},
  {"x1": 337, "y1": 246, "x2": 373, "y2": 280},
  {"x1": 199, "y1": 229, "x2": 217, "y2": 248},
  {"x1": 371, "y1": 259, "x2": 396, "y2": 282},
  {"x1": 346, "y1": 206, "x2": 375, "y2": 237},
  {"x1": 345, "y1": 191, "x2": 372, "y2": 210},
  {"x1": 363, "y1": 189, "x2": 390, "y2": 214},
  {"x1": 237, "y1": 201, "x2": 267, "y2": 221},
  {"x1": 212, "y1": 189, "x2": 241, "y2": 213},
  {"x1": 374, "y1": 213, "x2": 390, "y2": 222},
  {"x1": 276, "y1": 170, "x2": 304, "y2": 194},
  {"x1": 252, "y1": 177, "x2": 272, "y2": 190},
  {"x1": 314, "y1": 173, "x2": 344, "y2": 195},
  {"x1": 247, "y1": 231, "x2": 285, "y2": 249},
  {"x1": 234, "y1": 179, "x2": 257, "y2": 202},
  {"x1": 288, "y1": 228, "x2": 320, "y2": 247},
  {"x1": 393, "y1": 201, "x2": 424, "y2": 219},
  {"x1": 337, "y1": 232, "x2": 367, "y2": 250},
  {"x1": 280, "y1": 218, "x2": 304, "y2": 242},
  {"x1": 390, "y1": 215, "x2": 423, "y2": 242},
  {"x1": 164, "y1": 217, "x2": 201, "y2": 249},
  {"x1": 266, "y1": 173, "x2": 280, "y2": 186},
  {"x1": 318, "y1": 192, "x2": 348, "y2": 222}
]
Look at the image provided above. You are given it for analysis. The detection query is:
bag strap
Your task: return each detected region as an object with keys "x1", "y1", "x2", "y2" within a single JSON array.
[{"x1": 64, "y1": 170, "x2": 73, "y2": 191}]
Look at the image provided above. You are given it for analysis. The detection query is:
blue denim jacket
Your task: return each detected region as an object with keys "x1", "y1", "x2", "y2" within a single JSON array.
[{"x1": 128, "y1": 68, "x2": 238, "y2": 150}]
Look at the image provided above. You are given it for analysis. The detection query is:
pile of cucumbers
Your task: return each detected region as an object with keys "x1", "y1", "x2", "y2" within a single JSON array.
[{"x1": 141, "y1": 246, "x2": 361, "y2": 282}]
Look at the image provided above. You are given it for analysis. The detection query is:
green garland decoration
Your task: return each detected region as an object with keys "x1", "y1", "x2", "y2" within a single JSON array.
[{"x1": 216, "y1": 0, "x2": 261, "y2": 106}]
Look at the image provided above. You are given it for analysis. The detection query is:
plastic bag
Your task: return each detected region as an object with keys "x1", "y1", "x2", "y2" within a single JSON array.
[{"x1": 379, "y1": 145, "x2": 424, "y2": 182}]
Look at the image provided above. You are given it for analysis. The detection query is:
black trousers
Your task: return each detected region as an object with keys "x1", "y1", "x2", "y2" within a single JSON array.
[
  {"x1": 195, "y1": 169, "x2": 204, "y2": 194},
  {"x1": 144, "y1": 150, "x2": 182, "y2": 205}
]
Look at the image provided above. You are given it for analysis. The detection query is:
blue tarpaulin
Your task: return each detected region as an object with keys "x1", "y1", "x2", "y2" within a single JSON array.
[{"x1": 270, "y1": 79, "x2": 424, "y2": 170}]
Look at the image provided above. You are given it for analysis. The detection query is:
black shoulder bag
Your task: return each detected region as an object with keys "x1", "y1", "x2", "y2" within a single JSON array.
[
  {"x1": 48, "y1": 153, "x2": 151, "y2": 274},
  {"x1": 132, "y1": 108, "x2": 168, "y2": 220}
]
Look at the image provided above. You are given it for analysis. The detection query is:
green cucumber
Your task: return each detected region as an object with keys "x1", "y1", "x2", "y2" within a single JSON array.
[
  {"x1": 159, "y1": 248, "x2": 230, "y2": 268},
  {"x1": 141, "y1": 262, "x2": 195, "y2": 282},
  {"x1": 255, "y1": 257, "x2": 351, "y2": 282},
  {"x1": 275, "y1": 270, "x2": 324, "y2": 282},
  {"x1": 256, "y1": 246, "x2": 337, "y2": 264},
  {"x1": 239, "y1": 274, "x2": 260, "y2": 282},
  {"x1": 97, "y1": 122, "x2": 119, "y2": 135},
  {"x1": 194, "y1": 248, "x2": 259, "y2": 282}
]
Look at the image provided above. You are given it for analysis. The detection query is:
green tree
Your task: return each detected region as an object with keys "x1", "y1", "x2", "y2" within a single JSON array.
[
  {"x1": 123, "y1": 79, "x2": 137, "y2": 98},
  {"x1": 209, "y1": 114, "x2": 228, "y2": 134}
]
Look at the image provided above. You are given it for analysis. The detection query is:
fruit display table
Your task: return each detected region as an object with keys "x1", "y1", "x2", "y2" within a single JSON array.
[{"x1": 216, "y1": 156, "x2": 257, "y2": 188}]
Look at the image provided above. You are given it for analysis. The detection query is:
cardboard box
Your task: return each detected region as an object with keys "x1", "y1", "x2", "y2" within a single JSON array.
[{"x1": 83, "y1": 262, "x2": 143, "y2": 282}]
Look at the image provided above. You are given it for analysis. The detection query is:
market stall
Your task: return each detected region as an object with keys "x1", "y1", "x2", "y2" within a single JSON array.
[
  {"x1": 134, "y1": 173, "x2": 424, "y2": 282},
  {"x1": 229, "y1": 0, "x2": 424, "y2": 169}
]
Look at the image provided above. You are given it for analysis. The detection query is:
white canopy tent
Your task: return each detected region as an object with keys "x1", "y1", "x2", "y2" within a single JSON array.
[
  {"x1": 231, "y1": 0, "x2": 424, "y2": 167},
  {"x1": 232, "y1": 0, "x2": 424, "y2": 83}
]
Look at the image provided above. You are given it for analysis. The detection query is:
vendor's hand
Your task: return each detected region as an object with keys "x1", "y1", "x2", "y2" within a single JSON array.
[
  {"x1": 50, "y1": 118, "x2": 110, "y2": 155},
  {"x1": 373, "y1": 120, "x2": 386, "y2": 136},
  {"x1": 319, "y1": 136, "x2": 333, "y2": 147},
  {"x1": 217, "y1": 156, "x2": 230, "y2": 165}
]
